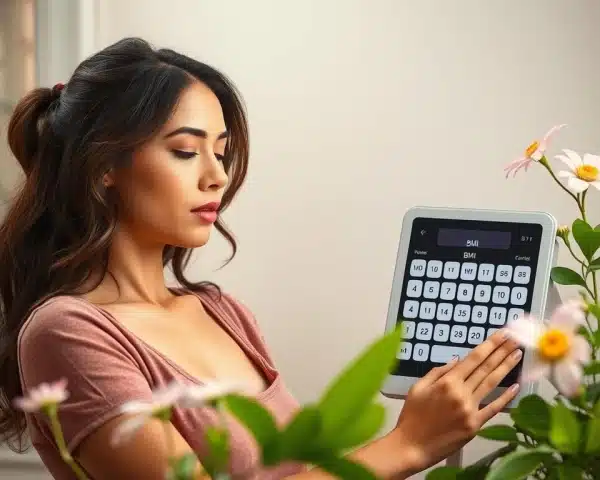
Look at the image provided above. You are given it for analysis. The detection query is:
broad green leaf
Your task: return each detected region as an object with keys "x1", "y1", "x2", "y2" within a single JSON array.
[
  {"x1": 314, "y1": 456, "x2": 379, "y2": 480},
  {"x1": 276, "y1": 406, "x2": 322, "y2": 462},
  {"x1": 477, "y1": 425, "x2": 519, "y2": 442},
  {"x1": 222, "y1": 394, "x2": 278, "y2": 448},
  {"x1": 316, "y1": 328, "x2": 402, "y2": 444},
  {"x1": 510, "y1": 395, "x2": 551, "y2": 439},
  {"x1": 202, "y1": 427, "x2": 229, "y2": 476},
  {"x1": 572, "y1": 219, "x2": 600, "y2": 261},
  {"x1": 484, "y1": 446, "x2": 554, "y2": 480},
  {"x1": 550, "y1": 266, "x2": 587, "y2": 288},
  {"x1": 553, "y1": 463, "x2": 586, "y2": 480},
  {"x1": 168, "y1": 453, "x2": 199, "y2": 480},
  {"x1": 425, "y1": 466, "x2": 461, "y2": 480},
  {"x1": 470, "y1": 444, "x2": 517, "y2": 469},
  {"x1": 549, "y1": 401, "x2": 580, "y2": 453},
  {"x1": 585, "y1": 400, "x2": 600, "y2": 453},
  {"x1": 325, "y1": 402, "x2": 386, "y2": 451},
  {"x1": 584, "y1": 361, "x2": 600, "y2": 376}
]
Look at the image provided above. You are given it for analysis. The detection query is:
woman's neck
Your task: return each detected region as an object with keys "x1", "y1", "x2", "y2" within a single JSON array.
[{"x1": 85, "y1": 227, "x2": 174, "y2": 306}]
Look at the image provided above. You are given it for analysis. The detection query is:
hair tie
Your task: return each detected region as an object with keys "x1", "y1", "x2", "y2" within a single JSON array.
[{"x1": 51, "y1": 82, "x2": 65, "y2": 97}]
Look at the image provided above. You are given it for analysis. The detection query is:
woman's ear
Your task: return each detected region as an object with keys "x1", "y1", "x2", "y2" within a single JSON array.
[{"x1": 102, "y1": 169, "x2": 115, "y2": 187}]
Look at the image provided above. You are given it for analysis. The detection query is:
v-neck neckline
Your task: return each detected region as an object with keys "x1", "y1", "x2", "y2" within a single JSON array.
[{"x1": 68, "y1": 287, "x2": 280, "y2": 400}]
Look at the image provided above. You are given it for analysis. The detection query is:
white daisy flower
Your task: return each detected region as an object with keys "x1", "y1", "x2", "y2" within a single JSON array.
[
  {"x1": 506, "y1": 300, "x2": 592, "y2": 397},
  {"x1": 555, "y1": 149, "x2": 600, "y2": 193}
]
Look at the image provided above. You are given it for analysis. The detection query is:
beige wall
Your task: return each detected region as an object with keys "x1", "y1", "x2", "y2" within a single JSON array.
[{"x1": 2, "y1": 0, "x2": 600, "y2": 478}]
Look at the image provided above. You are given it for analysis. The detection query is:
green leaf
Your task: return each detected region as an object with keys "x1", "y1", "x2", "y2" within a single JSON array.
[
  {"x1": 484, "y1": 446, "x2": 554, "y2": 480},
  {"x1": 550, "y1": 266, "x2": 587, "y2": 288},
  {"x1": 477, "y1": 425, "x2": 519, "y2": 442},
  {"x1": 202, "y1": 427, "x2": 229, "y2": 476},
  {"x1": 315, "y1": 328, "x2": 402, "y2": 445},
  {"x1": 589, "y1": 257, "x2": 600, "y2": 272},
  {"x1": 510, "y1": 395, "x2": 551, "y2": 439},
  {"x1": 326, "y1": 403, "x2": 386, "y2": 451},
  {"x1": 168, "y1": 453, "x2": 199, "y2": 480},
  {"x1": 276, "y1": 406, "x2": 322, "y2": 463},
  {"x1": 553, "y1": 463, "x2": 586, "y2": 480},
  {"x1": 222, "y1": 394, "x2": 279, "y2": 448},
  {"x1": 585, "y1": 400, "x2": 600, "y2": 453},
  {"x1": 586, "y1": 383, "x2": 600, "y2": 404},
  {"x1": 572, "y1": 219, "x2": 600, "y2": 261},
  {"x1": 549, "y1": 401, "x2": 580, "y2": 453},
  {"x1": 584, "y1": 361, "x2": 600, "y2": 376},
  {"x1": 314, "y1": 456, "x2": 379, "y2": 480},
  {"x1": 425, "y1": 466, "x2": 461, "y2": 480}
]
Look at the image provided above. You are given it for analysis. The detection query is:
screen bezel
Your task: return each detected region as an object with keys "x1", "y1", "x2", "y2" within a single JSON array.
[{"x1": 380, "y1": 206, "x2": 557, "y2": 409}]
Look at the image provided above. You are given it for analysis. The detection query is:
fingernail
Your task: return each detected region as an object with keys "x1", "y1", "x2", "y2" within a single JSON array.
[
  {"x1": 501, "y1": 329, "x2": 510, "y2": 339},
  {"x1": 510, "y1": 383, "x2": 520, "y2": 392},
  {"x1": 512, "y1": 350, "x2": 523, "y2": 360}
]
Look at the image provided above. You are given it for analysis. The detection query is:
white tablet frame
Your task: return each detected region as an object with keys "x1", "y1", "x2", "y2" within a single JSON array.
[{"x1": 380, "y1": 205, "x2": 558, "y2": 409}]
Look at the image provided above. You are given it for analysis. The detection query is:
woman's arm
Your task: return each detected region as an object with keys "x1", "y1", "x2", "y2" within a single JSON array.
[
  {"x1": 286, "y1": 330, "x2": 521, "y2": 479},
  {"x1": 76, "y1": 415, "x2": 211, "y2": 479}
]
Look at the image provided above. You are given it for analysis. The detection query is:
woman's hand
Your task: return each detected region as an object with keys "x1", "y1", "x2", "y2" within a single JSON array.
[{"x1": 391, "y1": 330, "x2": 522, "y2": 475}]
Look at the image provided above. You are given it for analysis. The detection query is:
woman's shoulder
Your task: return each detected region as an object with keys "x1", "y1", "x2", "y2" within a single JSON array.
[
  {"x1": 20, "y1": 295, "x2": 112, "y2": 339},
  {"x1": 17, "y1": 295, "x2": 125, "y2": 365}
]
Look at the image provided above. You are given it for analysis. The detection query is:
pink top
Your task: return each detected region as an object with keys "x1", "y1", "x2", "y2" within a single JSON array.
[{"x1": 17, "y1": 288, "x2": 305, "y2": 479}]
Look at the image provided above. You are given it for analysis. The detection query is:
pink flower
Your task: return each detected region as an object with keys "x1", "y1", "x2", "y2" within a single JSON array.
[
  {"x1": 111, "y1": 380, "x2": 244, "y2": 446},
  {"x1": 111, "y1": 381, "x2": 185, "y2": 446},
  {"x1": 13, "y1": 378, "x2": 69, "y2": 412},
  {"x1": 506, "y1": 300, "x2": 591, "y2": 397},
  {"x1": 504, "y1": 124, "x2": 566, "y2": 178}
]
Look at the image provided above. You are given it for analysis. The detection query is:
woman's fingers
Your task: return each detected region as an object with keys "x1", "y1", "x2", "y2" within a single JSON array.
[
  {"x1": 476, "y1": 382, "x2": 521, "y2": 425},
  {"x1": 472, "y1": 348, "x2": 522, "y2": 403},
  {"x1": 449, "y1": 330, "x2": 511, "y2": 381},
  {"x1": 418, "y1": 358, "x2": 459, "y2": 387},
  {"x1": 465, "y1": 338, "x2": 521, "y2": 393}
]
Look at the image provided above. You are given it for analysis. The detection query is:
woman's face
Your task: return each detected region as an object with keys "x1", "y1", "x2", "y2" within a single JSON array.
[{"x1": 110, "y1": 81, "x2": 229, "y2": 249}]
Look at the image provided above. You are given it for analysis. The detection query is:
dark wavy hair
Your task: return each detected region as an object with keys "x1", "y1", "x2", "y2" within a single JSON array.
[{"x1": 0, "y1": 37, "x2": 249, "y2": 451}]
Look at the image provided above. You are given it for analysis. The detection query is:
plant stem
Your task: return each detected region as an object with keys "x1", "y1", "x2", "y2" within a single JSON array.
[
  {"x1": 46, "y1": 407, "x2": 88, "y2": 480},
  {"x1": 540, "y1": 158, "x2": 585, "y2": 218}
]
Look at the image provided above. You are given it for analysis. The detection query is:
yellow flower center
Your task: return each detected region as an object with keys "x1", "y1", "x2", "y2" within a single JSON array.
[
  {"x1": 525, "y1": 141, "x2": 540, "y2": 158},
  {"x1": 576, "y1": 164, "x2": 599, "y2": 182},
  {"x1": 537, "y1": 328, "x2": 570, "y2": 361}
]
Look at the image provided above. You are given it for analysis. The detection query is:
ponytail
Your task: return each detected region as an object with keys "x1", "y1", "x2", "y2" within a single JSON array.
[{"x1": 0, "y1": 86, "x2": 62, "y2": 451}]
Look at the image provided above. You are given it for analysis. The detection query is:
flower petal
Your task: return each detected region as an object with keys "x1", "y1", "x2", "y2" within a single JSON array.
[
  {"x1": 561, "y1": 149, "x2": 583, "y2": 167},
  {"x1": 553, "y1": 360, "x2": 583, "y2": 398},
  {"x1": 179, "y1": 381, "x2": 246, "y2": 408},
  {"x1": 541, "y1": 124, "x2": 567, "y2": 144},
  {"x1": 521, "y1": 355, "x2": 551, "y2": 383},
  {"x1": 589, "y1": 181, "x2": 600, "y2": 190},
  {"x1": 506, "y1": 315, "x2": 544, "y2": 348},
  {"x1": 569, "y1": 335, "x2": 592, "y2": 365},
  {"x1": 110, "y1": 414, "x2": 149, "y2": 446},
  {"x1": 582, "y1": 153, "x2": 600, "y2": 170},
  {"x1": 557, "y1": 170, "x2": 575, "y2": 178},
  {"x1": 118, "y1": 400, "x2": 152, "y2": 415},
  {"x1": 555, "y1": 155, "x2": 577, "y2": 172},
  {"x1": 549, "y1": 300, "x2": 586, "y2": 330},
  {"x1": 567, "y1": 176, "x2": 590, "y2": 193}
]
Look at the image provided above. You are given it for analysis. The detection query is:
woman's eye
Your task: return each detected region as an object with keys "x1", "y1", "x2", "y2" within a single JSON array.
[
  {"x1": 171, "y1": 150, "x2": 197, "y2": 159},
  {"x1": 215, "y1": 153, "x2": 225, "y2": 162}
]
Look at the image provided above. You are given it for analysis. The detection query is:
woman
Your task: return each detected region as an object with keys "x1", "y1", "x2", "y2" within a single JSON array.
[{"x1": 0, "y1": 37, "x2": 522, "y2": 479}]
